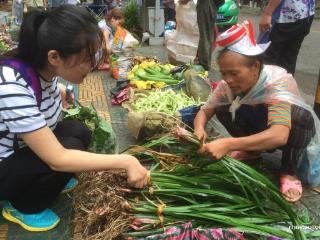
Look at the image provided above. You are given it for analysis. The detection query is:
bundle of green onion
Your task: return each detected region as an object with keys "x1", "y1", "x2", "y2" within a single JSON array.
[{"x1": 123, "y1": 129, "x2": 319, "y2": 239}]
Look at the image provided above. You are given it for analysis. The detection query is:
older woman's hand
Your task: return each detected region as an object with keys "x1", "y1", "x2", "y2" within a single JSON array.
[
  {"x1": 194, "y1": 128, "x2": 207, "y2": 143},
  {"x1": 179, "y1": 0, "x2": 190, "y2": 5},
  {"x1": 198, "y1": 138, "x2": 232, "y2": 160}
]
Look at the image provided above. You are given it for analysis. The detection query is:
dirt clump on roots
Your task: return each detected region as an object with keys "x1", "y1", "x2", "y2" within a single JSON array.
[{"x1": 73, "y1": 171, "x2": 133, "y2": 240}]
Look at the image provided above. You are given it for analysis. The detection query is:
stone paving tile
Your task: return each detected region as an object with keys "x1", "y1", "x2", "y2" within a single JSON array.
[{"x1": 78, "y1": 72, "x2": 111, "y2": 123}]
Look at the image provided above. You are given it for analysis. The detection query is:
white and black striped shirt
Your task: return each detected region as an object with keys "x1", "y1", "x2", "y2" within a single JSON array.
[{"x1": 0, "y1": 65, "x2": 62, "y2": 161}]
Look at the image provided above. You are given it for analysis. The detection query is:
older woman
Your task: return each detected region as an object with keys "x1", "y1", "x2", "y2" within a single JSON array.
[{"x1": 194, "y1": 20, "x2": 320, "y2": 203}]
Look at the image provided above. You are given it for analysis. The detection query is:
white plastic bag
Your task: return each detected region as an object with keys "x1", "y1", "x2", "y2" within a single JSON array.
[
  {"x1": 123, "y1": 32, "x2": 139, "y2": 49},
  {"x1": 165, "y1": 1, "x2": 199, "y2": 63}
]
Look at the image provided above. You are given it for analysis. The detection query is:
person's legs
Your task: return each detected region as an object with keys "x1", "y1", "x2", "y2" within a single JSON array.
[
  {"x1": 215, "y1": 104, "x2": 268, "y2": 137},
  {"x1": 279, "y1": 35, "x2": 304, "y2": 75},
  {"x1": 280, "y1": 105, "x2": 315, "y2": 202},
  {"x1": 0, "y1": 145, "x2": 71, "y2": 231},
  {"x1": 215, "y1": 104, "x2": 268, "y2": 160},
  {"x1": 167, "y1": 7, "x2": 176, "y2": 22},
  {"x1": 264, "y1": 17, "x2": 313, "y2": 75},
  {"x1": 263, "y1": 23, "x2": 289, "y2": 71},
  {"x1": 281, "y1": 106, "x2": 315, "y2": 175},
  {"x1": 280, "y1": 17, "x2": 313, "y2": 75},
  {"x1": 3, "y1": 149, "x2": 73, "y2": 213},
  {"x1": 215, "y1": 105, "x2": 250, "y2": 137},
  {"x1": 164, "y1": 7, "x2": 169, "y2": 24},
  {"x1": 196, "y1": 0, "x2": 216, "y2": 70},
  {"x1": 0, "y1": 120, "x2": 91, "y2": 218},
  {"x1": 53, "y1": 119, "x2": 92, "y2": 150}
]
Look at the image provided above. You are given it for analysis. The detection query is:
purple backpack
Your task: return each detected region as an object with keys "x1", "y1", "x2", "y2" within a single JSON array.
[
  {"x1": 0, "y1": 59, "x2": 42, "y2": 151},
  {"x1": 0, "y1": 59, "x2": 42, "y2": 106}
]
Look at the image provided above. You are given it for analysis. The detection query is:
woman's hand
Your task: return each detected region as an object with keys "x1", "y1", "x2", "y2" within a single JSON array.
[
  {"x1": 198, "y1": 138, "x2": 232, "y2": 160},
  {"x1": 125, "y1": 155, "x2": 149, "y2": 188},
  {"x1": 194, "y1": 127, "x2": 207, "y2": 144},
  {"x1": 259, "y1": 13, "x2": 272, "y2": 32},
  {"x1": 58, "y1": 83, "x2": 74, "y2": 109}
]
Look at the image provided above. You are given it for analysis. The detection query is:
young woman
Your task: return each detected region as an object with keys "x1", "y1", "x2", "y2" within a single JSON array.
[
  {"x1": 0, "y1": 5, "x2": 148, "y2": 232},
  {"x1": 194, "y1": 20, "x2": 319, "y2": 203},
  {"x1": 98, "y1": 8, "x2": 125, "y2": 53}
]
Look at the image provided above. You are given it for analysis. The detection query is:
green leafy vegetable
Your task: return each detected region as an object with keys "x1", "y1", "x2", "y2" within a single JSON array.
[{"x1": 63, "y1": 104, "x2": 117, "y2": 154}]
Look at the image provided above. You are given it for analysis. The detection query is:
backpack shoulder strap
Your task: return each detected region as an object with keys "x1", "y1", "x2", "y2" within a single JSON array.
[{"x1": 0, "y1": 59, "x2": 42, "y2": 106}]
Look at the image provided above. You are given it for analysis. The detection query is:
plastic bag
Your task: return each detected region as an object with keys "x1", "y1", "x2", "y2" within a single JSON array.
[
  {"x1": 297, "y1": 143, "x2": 320, "y2": 187},
  {"x1": 125, "y1": 88, "x2": 192, "y2": 139},
  {"x1": 184, "y1": 69, "x2": 211, "y2": 102},
  {"x1": 123, "y1": 32, "x2": 139, "y2": 48},
  {"x1": 110, "y1": 27, "x2": 136, "y2": 80},
  {"x1": 165, "y1": 1, "x2": 199, "y2": 64},
  {"x1": 112, "y1": 26, "x2": 139, "y2": 50},
  {"x1": 127, "y1": 111, "x2": 179, "y2": 140},
  {"x1": 110, "y1": 54, "x2": 132, "y2": 81},
  {"x1": 178, "y1": 105, "x2": 200, "y2": 129},
  {"x1": 112, "y1": 26, "x2": 127, "y2": 50}
]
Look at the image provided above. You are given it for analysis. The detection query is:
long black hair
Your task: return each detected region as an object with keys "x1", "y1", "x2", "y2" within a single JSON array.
[{"x1": 12, "y1": 5, "x2": 105, "y2": 69}]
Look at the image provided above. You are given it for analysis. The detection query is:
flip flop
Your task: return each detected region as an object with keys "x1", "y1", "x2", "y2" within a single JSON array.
[
  {"x1": 229, "y1": 151, "x2": 261, "y2": 161},
  {"x1": 280, "y1": 175, "x2": 302, "y2": 202}
]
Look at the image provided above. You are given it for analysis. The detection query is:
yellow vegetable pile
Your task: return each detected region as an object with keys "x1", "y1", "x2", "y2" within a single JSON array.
[{"x1": 127, "y1": 61, "x2": 181, "y2": 89}]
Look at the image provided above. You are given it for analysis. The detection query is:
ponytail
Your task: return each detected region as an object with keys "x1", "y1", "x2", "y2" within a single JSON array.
[
  {"x1": 17, "y1": 10, "x2": 48, "y2": 67},
  {"x1": 14, "y1": 5, "x2": 104, "y2": 70}
]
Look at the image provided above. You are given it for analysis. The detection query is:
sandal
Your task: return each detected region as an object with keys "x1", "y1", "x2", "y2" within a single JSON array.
[
  {"x1": 229, "y1": 151, "x2": 261, "y2": 161},
  {"x1": 280, "y1": 175, "x2": 302, "y2": 202}
]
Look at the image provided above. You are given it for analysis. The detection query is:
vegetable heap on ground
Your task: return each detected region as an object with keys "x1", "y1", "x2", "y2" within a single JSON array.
[
  {"x1": 127, "y1": 61, "x2": 181, "y2": 89},
  {"x1": 63, "y1": 104, "x2": 117, "y2": 154},
  {"x1": 124, "y1": 130, "x2": 317, "y2": 239},
  {"x1": 131, "y1": 89, "x2": 201, "y2": 116},
  {"x1": 0, "y1": 30, "x2": 15, "y2": 54},
  {"x1": 0, "y1": 39, "x2": 9, "y2": 54},
  {"x1": 74, "y1": 128, "x2": 320, "y2": 240}
]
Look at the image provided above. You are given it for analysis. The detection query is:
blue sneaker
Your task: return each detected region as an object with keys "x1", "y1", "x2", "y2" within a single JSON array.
[
  {"x1": 61, "y1": 177, "x2": 78, "y2": 194},
  {"x1": 2, "y1": 201, "x2": 60, "y2": 232}
]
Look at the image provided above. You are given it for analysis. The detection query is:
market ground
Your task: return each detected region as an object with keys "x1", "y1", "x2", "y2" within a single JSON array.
[{"x1": 0, "y1": 8, "x2": 320, "y2": 240}]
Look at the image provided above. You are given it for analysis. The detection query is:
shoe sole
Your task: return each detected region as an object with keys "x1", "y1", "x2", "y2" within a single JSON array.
[
  {"x1": 61, "y1": 181, "x2": 78, "y2": 194},
  {"x1": 2, "y1": 209, "x2": 60, "y2": 232}
]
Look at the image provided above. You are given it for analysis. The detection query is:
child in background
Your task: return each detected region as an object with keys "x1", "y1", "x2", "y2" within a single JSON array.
[
  {"x1": 99, "y1": 8, "x2": 125, "y2": 54},
  {"x1": 97, "y1": 8, "x2": 124, "y2": 70}
]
